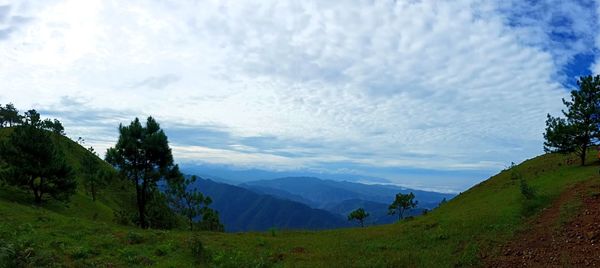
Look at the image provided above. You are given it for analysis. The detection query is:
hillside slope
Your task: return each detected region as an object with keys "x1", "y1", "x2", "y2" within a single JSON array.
[
  {"x1": 0, "y1": 128, "x2": 135, "y2": 224},
  {"x1": 0, "y1": 129, "x2": 598, "y2": 267}
]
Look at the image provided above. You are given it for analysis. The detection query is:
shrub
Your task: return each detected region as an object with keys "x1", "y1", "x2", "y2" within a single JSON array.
[
  {"x1": 519, "y1": 179, "x2": 536, "y2": 200},
  {"x1": 114, "y1": 209, "x2": 134, "y2": 226},
  {"x1": 268, "y1": 227, "x2": 278, "y2": 237},
  {"x1": 190, "y1": 234, "x2": 206, "y2": 263},
  {"x1": 70, "y1": 247, "x2": 97, "y2": 260},
  {"x1": 126, "y1": 231, "x2": 144, "y2": 245},
  {"x1": 0, "y1": 238, "x2": 35, "y2": 267},
  {"x1": 154, "y1": 246, "x2": 169, "y2": 257}
]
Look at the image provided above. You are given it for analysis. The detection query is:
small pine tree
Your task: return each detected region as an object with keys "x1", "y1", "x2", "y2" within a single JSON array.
[
  {"x1": 81, "y1": 147, "x2": 109, "y2": 202},
  {"x1": 167, "y1": 173, "x2": 213, "y2": 231},
  {"x1": 388, "y1": 192, "x2": 418, "y2": 221},
  {"x1": 347, "y1": 208, "x2": 369, "y2": 227}
]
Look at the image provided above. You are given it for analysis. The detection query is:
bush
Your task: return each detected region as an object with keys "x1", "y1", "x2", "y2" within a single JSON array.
[
  {"x1": 70, "y1": 246, "x2": 97, "y2": 260},
  {"x1": 154, "y1": 245, "x2": 169, "y2": 257},
  {"x1": 190, "y1": 234, "x2": 206, "y2": 263},
  {"x1": 268, "y1": 227, "x2": 278, "y2": 237},
  {"x1": 0, "y1": 238, "x2": 35, "y2": 267},
  {"x1": 126, "y1": 231, "x2": 144, "y2": 245},
  {"x1": 114, "y1": 209, "x2": 134, "y2": 226},
  {"x1": 520, "y1": 179, "x2": 536, "y2": 200}
]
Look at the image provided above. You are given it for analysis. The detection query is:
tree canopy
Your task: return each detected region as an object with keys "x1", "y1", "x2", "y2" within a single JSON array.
[
  {"x1": 106, "y1": 117, "x2": 178, "y2": 228},
  {"x1": 0, "y1": 103, "x2": 22, "y2": 127},
  {"x1": 544, "y1": 75, "x2": 600, "y2": 165},
  {"x1": 388, "y1": 192, "x2": 418, "y2": 221},
  {"x1": 0, "y1": 114, "x2": 75, "y2": 204},
  {"x1": 167, "y1": 173, "x2": 213, "y2": 231},
  {"x1": 347, "y1": 208, "x2": 369, "y2": 227}
]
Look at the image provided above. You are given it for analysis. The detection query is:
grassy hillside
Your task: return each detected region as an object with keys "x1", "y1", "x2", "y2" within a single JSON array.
[
  {"x1": 0, "y1": 128, "x2": 135, "y2": 224},
  {"x1": 0, "y1": 128, "x2": 598, "y2": 267}
]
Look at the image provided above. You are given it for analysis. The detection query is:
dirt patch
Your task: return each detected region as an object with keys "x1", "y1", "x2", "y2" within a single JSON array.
[{"x1": 486, "y1": 181, "x2": 600, "y2": 267}]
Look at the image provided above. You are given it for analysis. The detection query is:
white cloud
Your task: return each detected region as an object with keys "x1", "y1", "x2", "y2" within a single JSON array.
[{"x1": 0, "y1": 0, "x2": 596, "y2": 188}]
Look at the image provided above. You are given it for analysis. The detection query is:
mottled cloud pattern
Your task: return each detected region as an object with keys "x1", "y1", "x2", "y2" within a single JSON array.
[{"x1": 0, "y1": 0, "x2": 598, "y2": 191}]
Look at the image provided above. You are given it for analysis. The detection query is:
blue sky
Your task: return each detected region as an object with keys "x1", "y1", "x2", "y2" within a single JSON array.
[{"x1": 0, "y1": 0, "x2": 599, "y2": 192}]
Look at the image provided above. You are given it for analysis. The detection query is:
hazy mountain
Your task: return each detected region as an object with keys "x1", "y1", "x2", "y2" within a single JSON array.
[
  {"x1": 190, "y1": 177, "x2": 351, "y2": 232},
  {"x1": 240, "y1": 177, "x2": 455, "y2": 210},
  {"x1": 180, "y1": 163, "x2": 390, "y2": 184}
]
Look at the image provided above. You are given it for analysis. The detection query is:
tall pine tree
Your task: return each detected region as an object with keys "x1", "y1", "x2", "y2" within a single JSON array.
[{"x1": 106, "y1": 117, "x2": 177, "y2": 228}]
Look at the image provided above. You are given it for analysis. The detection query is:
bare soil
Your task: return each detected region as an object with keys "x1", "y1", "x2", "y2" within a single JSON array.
[{"x1": 487, "y1": 180, "x2": 600, "y2": 267}]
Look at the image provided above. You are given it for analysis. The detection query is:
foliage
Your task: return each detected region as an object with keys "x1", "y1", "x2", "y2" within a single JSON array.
[
  {"x1": 189, "y1": 234, "x2": 206, "y2": 263},
  {"x1": 347, "y1": 208, "x2": 369, "y2": 227},
  {"x1": 114, "y1": 208, "x2": 135, "y2": 226},
  {"x1": 544, "y1": 75, "x2": 600, "y2": 165},
  {"x1": 145, "y1": 191, "x2": 181, "y2": 230},
  {"x1": 42, "y1": 118, "x2": 65, "y2": 135},
  {"x1": 126, "y1": 231, "x2": 144, "y2": 244},
  {"x1": 0, "y1": 123, "x2": 75, "y2": 204},
  {"x1": 105, "y1": 117, "x2": 178, "y2": 228},
  {"x1": 167, "y1": 173, "x2": 213, "y2": 231},
  {"x1": 81, "y1": 147, "x2": 110, "y2": 202},
  {"x1": 519, "y1": 178, "x2": 536, "y2": 200},
  {"x1": 0, "y1": 103, "x2": 23, "y2": 127},
  {"x1": 388, "y1": 192, "x2": 418, "y2": 221},
  {"x1": 197, "y1": 207, "x2": 225, "y2": 232}
]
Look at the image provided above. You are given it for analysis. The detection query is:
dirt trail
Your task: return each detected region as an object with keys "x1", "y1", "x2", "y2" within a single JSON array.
[{"x1": 487, "y1": 180, "x2": 600, "y2": 267}]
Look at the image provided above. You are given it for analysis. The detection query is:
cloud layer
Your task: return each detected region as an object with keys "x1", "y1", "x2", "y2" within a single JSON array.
[{"x1": 0, "y1": 0, "x2": 598, "y2": 191}]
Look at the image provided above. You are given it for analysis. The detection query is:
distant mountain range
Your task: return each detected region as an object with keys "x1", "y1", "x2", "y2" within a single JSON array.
[
  {"x1": 189, "y1": 177, "x2": 350, "y2": 232},
  {"x1": 180, "y1": 163, "x2": 391, "y2": 184},
  {"x1": 186, "y1": 175, "x2": 454, "y2": 232},
  {"x1": 240, "y1": 177, "x2": 454, "y2": 210}
]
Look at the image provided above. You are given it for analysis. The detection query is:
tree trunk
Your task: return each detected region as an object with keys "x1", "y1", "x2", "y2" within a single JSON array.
[
  {"x1": 581, "y1": 143, "x2": 588, "y2": 166},
  {"x1": 33, "y1": 189, "x2": 42, "y2": 204},
  {"x1": 135, "y1": 177, "x2": 146, "y2": 229},
  {"x1": 140, "y1": 179, "x2": 149, "y2": 229}
]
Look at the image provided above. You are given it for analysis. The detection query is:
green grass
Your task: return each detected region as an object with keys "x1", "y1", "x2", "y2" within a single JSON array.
[{"x1": 0, "y1": 128, "x2": 599, "y2": 267}]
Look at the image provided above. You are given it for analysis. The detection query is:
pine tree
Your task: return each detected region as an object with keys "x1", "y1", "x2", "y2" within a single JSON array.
[
  {"x1": 167, "y1": 173, "x2": 213, "y2": 231},
  {"x1": 0, "y1": 123, "x2": 75, "y2": 204},
  {"x1": 106, "y1": 117, "x2": 177, "y2": 228},
  {"x1": 544, "y1": 75, "x2": 600, "y2": 165}
]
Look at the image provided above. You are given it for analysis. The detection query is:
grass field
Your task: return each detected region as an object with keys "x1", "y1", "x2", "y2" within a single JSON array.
[{"x1": 0, "y1": 130, "x2": 598, "y2": 267}]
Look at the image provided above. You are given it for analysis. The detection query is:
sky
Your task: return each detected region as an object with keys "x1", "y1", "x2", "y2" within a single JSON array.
[{"x1": 0, "y1": 0, "x2": 599, "y2": 193}]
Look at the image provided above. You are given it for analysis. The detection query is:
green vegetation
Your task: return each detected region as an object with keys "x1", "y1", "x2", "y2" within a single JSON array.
[
  {"x1": 166, "y1": 174, "x2": 216, "y2": 231},
  {"x1": 388, "y1": 192, "x2": 417, "y2": 221},
  {"x1": 0, "y1": 103, "x2": 23, "y2": 127},
  {"x1": 1, "y1": 93, "x2": 600, "y2": 266},
  {"x1": 1, "y1": 142, "x2": 597, "y2": 266},
  {"x1": 347, "y1": 208, "x2": 369, "y2": 227},
  {"x1": 105, "y1": 117, "x2": 181, "y2": 229},
  {"x1": 80, "y1": 146, "x2": 111, "y2": 202},
  {"x1": 544, "y1": 74, "x2": 600, "y2": 165},
  {"x1": 0, "y1": 112, "x2": 75, "y2": 204}
]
